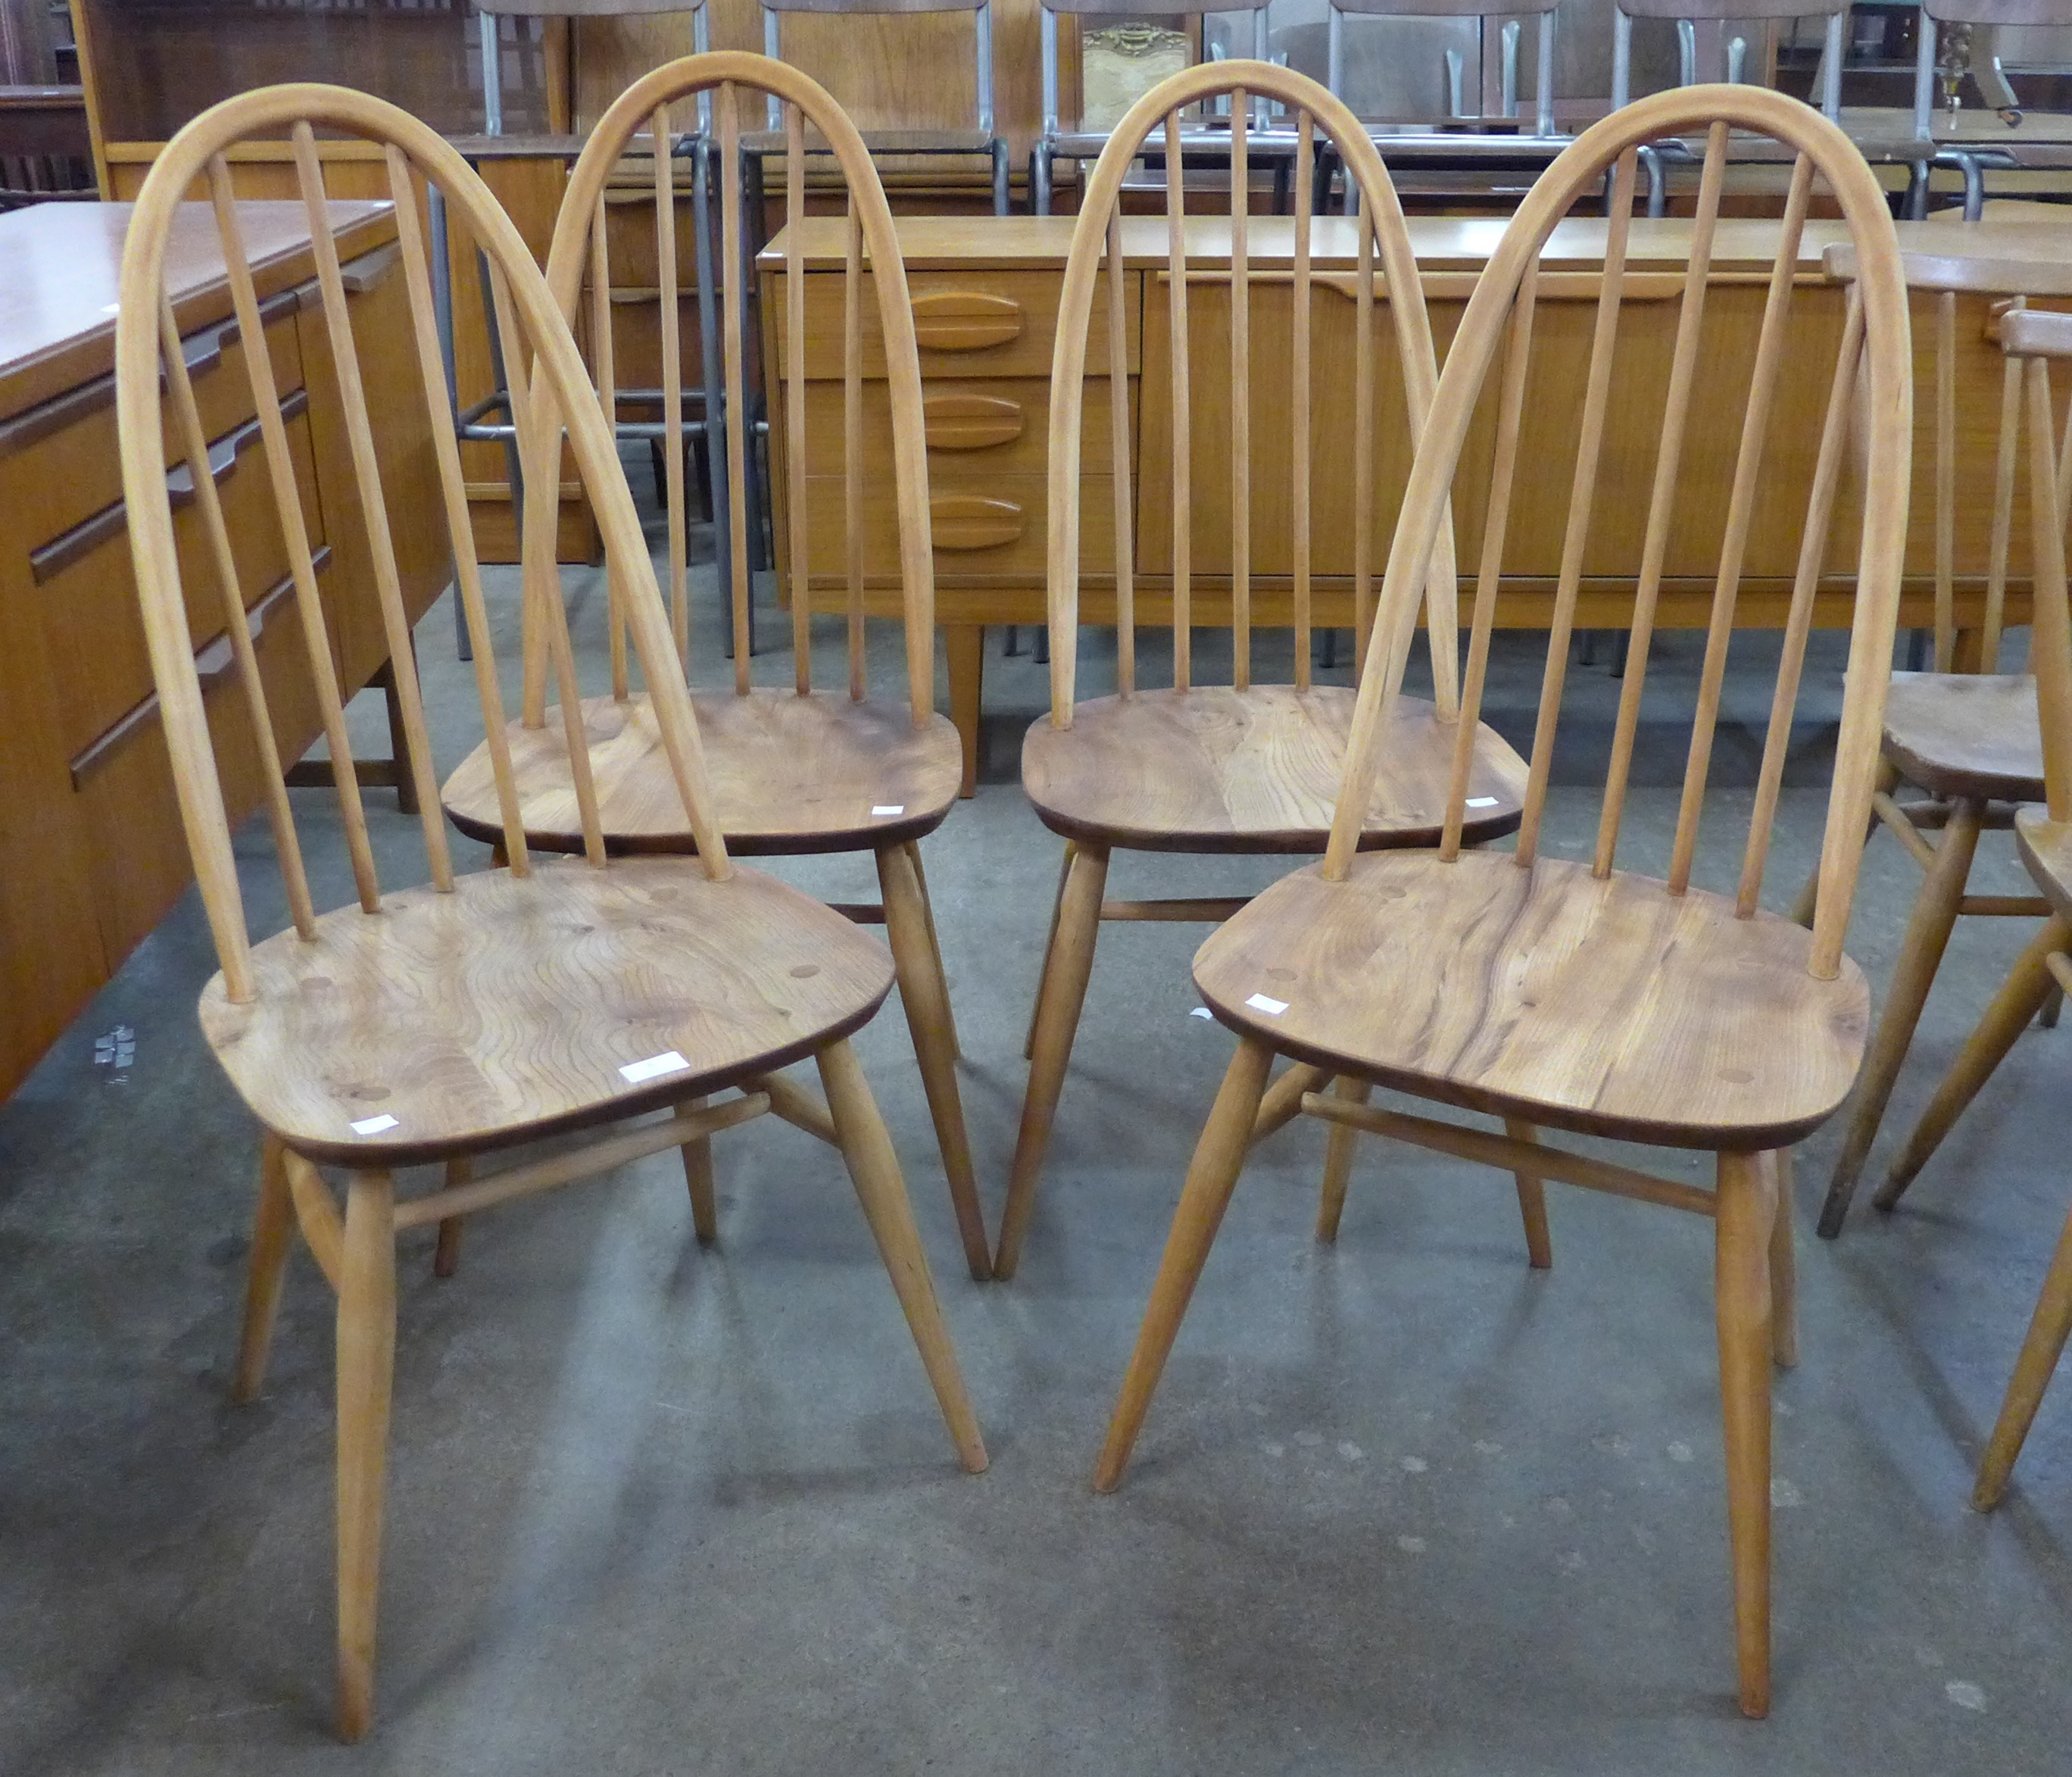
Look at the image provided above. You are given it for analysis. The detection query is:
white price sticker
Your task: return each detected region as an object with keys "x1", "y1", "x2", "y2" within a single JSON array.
[
  {"x1": 619, "y1": 1051, "x2": 691, "y2": 1085},
  {"x1": 350, "y1": 1114, "x2": 399, "y2": 1137},
  {"x1": 1244, "y1": 993, "x2": 1289, "y2": 1016}
]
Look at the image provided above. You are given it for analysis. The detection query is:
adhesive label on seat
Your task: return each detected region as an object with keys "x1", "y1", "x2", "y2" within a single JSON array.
[
  {"x1": 1245, "y1": 993, "x2": 1289, "y2": 1016},
  {"x1": 620, "y1": 1051, "x2": 691, "y2": 1085},
  {"x1": 351, "y1": 1113, "x2": 399, "y2": 1136}
]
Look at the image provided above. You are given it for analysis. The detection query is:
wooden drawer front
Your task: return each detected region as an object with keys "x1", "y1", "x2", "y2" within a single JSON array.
[
  {"x1": 777, "y1": 269, "x2": 1141, "y2": 382},
  {"x1": 598, "y1": 186, "x2": 706, "y2": 296},
  {"x1": 796, "y1": 377, "x2": 1122, "y2": 478},
  {"x1": 71, "y1": 560, "x2": 326, "y2": 970},
  {"x1": 797, "y1": 472, "x2": 1116, "y2": 582},
  {"x1": 0, "y1": 301, "x2": 305, "y2": 547},
  {"x1": 34, "y1": 401, "x2": 321, "y2": 761}
]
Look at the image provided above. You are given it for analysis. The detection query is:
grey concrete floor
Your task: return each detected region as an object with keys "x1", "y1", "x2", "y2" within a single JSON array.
[{"x1": 5, "y1": 520, "x2": 2072, "y2": 1773}]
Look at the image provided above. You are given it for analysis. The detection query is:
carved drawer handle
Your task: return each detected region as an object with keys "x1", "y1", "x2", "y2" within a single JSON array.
[
  {"x1": 931, "y1": 495, "x2": 1025, "y2": 551},
  {"x1": 912, "y1": 291, "x2": 1023, "y2": 352},
  {"x1": 924, "y1": 393, "x2": 1025, "y2": 451}
]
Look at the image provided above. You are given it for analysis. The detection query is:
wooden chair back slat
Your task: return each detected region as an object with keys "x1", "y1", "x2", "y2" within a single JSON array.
[
  {"x1": 654, "y1": 105, "x2": 692, "y2": 672},
  {"x1": 1163, "y1": 111, "x2": 1191, "y2": 693},
  {"x1": 289, "y1": 123, "x2": 454, "y2": 889},
  {"x1": 1324, "y1": 86, "x2": 1913, "y2": 988},
  {"x1": 785, "y1": 101, "x2": 811, "y2": 689},
  {"x1": 1045, "y1": 61, "x2": 1443, "y2": 726},
  {"x1": 588, "y1": 194, "x2": 631, "y2": 702},
  {"x1": 119, "y1": 83, "x2": 735, "y2": 1007},
  {"x1": 383, "y1": 143, "x2": 535, "y2": 878},
  {"x1": 207, "y1": 153, "x2": 382, "y2": 913},
  {"x1": 156, "y1": 292, "x2": 320, "y2": 938},
  {"x1": 1934, "y1": 289, "x2": 1959, "y2": 668},
  {"x1": 1440, "y1": 264, "x2": 1537, "y2": 861},
  {"x1": 1737, "y1": 280, "x2": 1864, "y2": 915},
  {"x1": 1229, "y1": 94, "x2": 1251, "y2": 690},
  {"x1": 1509, "y1": 148, "x2": 1637, "y2": 870},
  {"x1": 1663, "y1": 148, "x2": 1815, "y2": 896},
  {"x1": 550, "y1": 53, "x2": 936, "y2": 727},
  {"x1": 1351, "y1": 200, "x2": 1375, "y2": 681},
  {"x1": 1595, "y1": 121, "x2": 1729, "y2": 882},
  {"x1": 843, "y1": 199, "x2": 866, "y2": 698},
  {"x1": 1291, "y1": 112, "x2": 1314, "y2": 694},
  {"x1": 1106, "y1": 205, "x2": 1136, "y2": 696}
]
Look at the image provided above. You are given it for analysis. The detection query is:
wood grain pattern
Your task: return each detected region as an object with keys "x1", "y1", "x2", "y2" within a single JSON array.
[
  {"x1": 2017, "y1": 810, "x2": 2072, "y2": 921},
  {"x1": 1020, "y1": 686, "x2": 1524, "y2": 854},
  {"x1": 1881, "y1": 672, "x2": 2047, "y2": 800},
  {"x1": 197, "y1": 857, "x2": 893, "y2": 1169},
  {"x1": 443, "y1": 689, "x2": 963, "y2": 856},
  {"x1": 1195, "y1": 851, "x2": 1871, "y2": 1151}
]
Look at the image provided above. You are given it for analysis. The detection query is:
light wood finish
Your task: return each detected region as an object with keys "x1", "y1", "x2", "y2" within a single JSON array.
[
  {"x1": 118, "y1": 81, "x2": 983, "y2": 1741},
  {"x1": 441, "y1": 54, "x2": 991, "y2": 1277},
  {"x1": 994, "y1": 61, "x2": 1527, "y2": 1280},
  {"x1": 1099, "y1": 86, "x2": 1913, "y2": 1718},
  {"x1": 1814, "y1": 233, "x2": 2072, "y2": 1240}
]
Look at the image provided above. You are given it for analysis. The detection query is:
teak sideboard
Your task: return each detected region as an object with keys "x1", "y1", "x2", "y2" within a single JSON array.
[
  {"x1": 0, "y1": 200, "x2": 445, "y2": 1102},
  {"x1": 761, "y1": 213, "x2": 2067, "y2": 794}
]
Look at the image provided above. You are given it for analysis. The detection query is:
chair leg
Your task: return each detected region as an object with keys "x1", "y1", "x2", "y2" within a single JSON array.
[
  {"x1": 1024, "y1": 840, "x2": 1076, "y2": 1062},
  {"x1": 815, "y1": 1038, "x2": 988, "y2": 1473},
  {"x1": 1768, "y1": 1149, "x2": 1799, "y2": 1369},
  {"x1": 432, "y1": 1157, "x2": 470, "y2": 1279},
  {"x1": 1791, "y1": 755, "x2": 1897, "y2": 929},
  {"x1": 903, "y1": 840, "x2": 959, "y2": 1061},
  {"x1": 995, "y1": 842, "x2": 1109, "y2": 1279},
  {"x1": 676, "y1": 1098, "x2": 719, "y2": 1246},
  {"x1": 1315, "y1": 1075, "x2": 1371, "y2": 1243},
  {"x1": 335, "y1": 1170, "x2": 397, "y2": 1744},
  {"x1": 2042, "y1": 982, "x2": 2064, "y2": 1030},
  {"x1": 1816, "y1": 795, "x2": 1984, "y2": 1238},
  {"x1": 1715, "y1": 1148, "x2": 1777, "y2": 1720},
  {"x1": 377, "y1": 661, "x2": 420, "y2": 817},
  {"x1": 1877, "y1": 915, "x2": 2071, "y2": 1210},
  {"x1": 1974, "y1": 1191, "x2": 2072, "y2": 1511},
  {"x1": 878, "y1": 844, "x2": 991, "y2": 1281},
  {"x1": 1505, "y1": 1117, "x2": 1554, "y2": 1270},
  {"x1": 232, "y1": 1134, "x2": 296, "y2": 1404},
  {"x1": 1095, "y1": 1035, "x2": 1274, "y2": 1491}
]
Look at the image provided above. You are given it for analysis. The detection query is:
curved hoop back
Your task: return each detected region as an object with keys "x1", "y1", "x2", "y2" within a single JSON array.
[
  {"x1": 530, "y1": 52, "x2": 936, "y2": 728},
  {"x1": 1045, "y1": 59, "x2": 1458, "y2": 726},
  {"x1": 115, "y1": 83, "x2": 730, "y2": 1007},
  {"x1": 1322, "y1": 84, "x2": 1911, "y2": 985}
]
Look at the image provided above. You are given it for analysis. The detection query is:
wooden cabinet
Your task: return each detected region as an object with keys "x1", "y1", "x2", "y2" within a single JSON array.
[{"x1": 0, "y1": 200, "x2": 444, "y2": 1103}]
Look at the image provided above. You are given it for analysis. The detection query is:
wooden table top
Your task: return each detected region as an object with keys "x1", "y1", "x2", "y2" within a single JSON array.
[
  {"x1": 0, "y1": 198, "x2": 395, "y2": 423},
  {"x1": 762, "y1": 211, "x2": 2070, "y2": 276}
]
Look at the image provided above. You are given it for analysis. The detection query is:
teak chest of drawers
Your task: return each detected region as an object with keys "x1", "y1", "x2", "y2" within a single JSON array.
[
  {"x1": 763, "y1": 212, "x2": 2066, "y2": 795},
  {"x1": 0, "y1": 200, "x2": 445, "y2": 1103}
]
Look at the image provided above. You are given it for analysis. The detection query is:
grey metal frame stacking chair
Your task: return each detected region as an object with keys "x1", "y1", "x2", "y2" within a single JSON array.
[
  {"x1": 1032, "y1": 0, "x2": 1275, "y2": 214},
  {"x1": 1906, "y1": 0, "x2": 2072, "y2": 218},
  {"x1": 757, "y1": 0, "x2": 1010, "y2": 214},
  {"x1": 1327, "y1": 0, "x2": 1560, "y2": 139}
]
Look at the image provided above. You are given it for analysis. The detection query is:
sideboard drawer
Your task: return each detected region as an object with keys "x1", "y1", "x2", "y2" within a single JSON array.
[
  {"x1": 794, "y1": 376, "x2": 1127, "y2": 479},
  {"x1": 794, "y1": 470, "x2": 1118, "y2": 583}
]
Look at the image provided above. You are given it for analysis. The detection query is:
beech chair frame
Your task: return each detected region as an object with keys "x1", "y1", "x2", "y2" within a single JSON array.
[
  {"x1": 997, "y1": 58, "x2": 1534, "y2": 1279},
  {"x1": 1094, "y1": 85, "x2": 1913, "y2": 1719},
  {"x1": 117, "y1": 83, "x2": 984, "y2": 1741}
]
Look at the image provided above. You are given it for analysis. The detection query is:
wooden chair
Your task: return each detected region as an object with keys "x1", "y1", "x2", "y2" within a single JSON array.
[
  {"x1": 440, "y1": 53, "x2": 993, "y2": 1282},
  {"x1": 994, "y1": 58, "x2": 1531, "y2": 1279},
  {"x1": 1927, "y1": 304, "x2": 2072, "y2": 1510},
  {"x1": 115, "y1": 80, "x2": 985, "y2": 1741},
  {"x1": 1094, "y1": 85, "x2": 1913, "y2": 1718},
  {"x1": 1810, "y1": 228, "x2": 2072, "y2": 1238},
  {"x1": 1861, "y1": 302, "x2": 2072, "y2": 1265}
]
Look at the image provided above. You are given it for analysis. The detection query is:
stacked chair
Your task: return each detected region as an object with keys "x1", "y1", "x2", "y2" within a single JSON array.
[{"x1": 113, "y1": 69, "x2": 987, "y2": 1741}]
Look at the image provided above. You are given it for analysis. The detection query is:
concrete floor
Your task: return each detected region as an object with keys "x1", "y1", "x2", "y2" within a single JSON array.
[{"x1": 5, "y1": 530, "x2": 2072, "y2": 1773}]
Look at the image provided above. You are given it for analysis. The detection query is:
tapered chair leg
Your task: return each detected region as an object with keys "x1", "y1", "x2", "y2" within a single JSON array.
[
  {"x1": 1768, "y1": 1149, "x2": 1799, "y2": 1369},
  {"x1": 1715, "y1": 1150, "x2": 1777, "y2": 1720},
  {"x1": 1250, "y1": 1061, "x2": 1331, "y2": 1150},
  {"x1": 335, "y1": 1170, "x2": 398, "y2": 1744},
  {"x1": 816, "y1": 1038, "x2": 988, "y2": 1473},
  {"x1": 1973, "y1": 1193, "x2": 2072, "y2": 1510},
  {"x1": 996, "y1": 842, "x2": 1110, "y2": 1279},
  {"x1": 1095, "y1": 1036, "x2": 1275, "y2": 1491},
  {"x1": 1505, "y1": 1117, "x2": 1554, "y2": 1270},
  {"x1": 1818, "y1": 797, "x2": 1984, "y2": 1237},
  {"x1": 1315, "y1": 1075, "x2": 1371, "y2": 1243},
  {"x1": 1792, "y1": 756, "x2": 1898, "y2": 929},
  {"x1": 1024, "y1": 840, "x2": 1076, "y2": 1061},
  {"x1": 676, "y1": 1098, "x2": 719, "y2": 1245},
  {"x1": 878, "y1": 843, "x2": 991, "y2": 1279},
  {"x1": 1878, "y1": 914, "x2": 2071, "y2": 1210},
  {"x1": 903, "y1": 841, "x2": 960, "y2": 1060},
  {"x1": 232, "y1": 1134, "x2": 295, "y2": 1404},
  {"x1": 432, "y1": 1155, "x2": 468, "y2": 1279}
]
